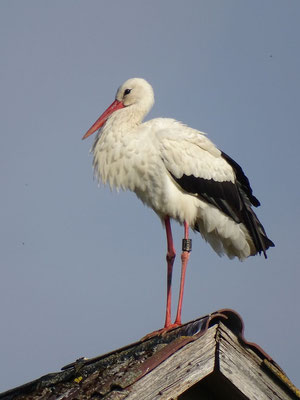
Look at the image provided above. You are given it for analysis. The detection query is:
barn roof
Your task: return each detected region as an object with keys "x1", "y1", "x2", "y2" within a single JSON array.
[{"x1": 0, "y1": 309, "x2": 299, "y2": 400}]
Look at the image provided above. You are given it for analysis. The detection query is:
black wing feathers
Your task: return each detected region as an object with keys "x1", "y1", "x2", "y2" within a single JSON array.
[
  {"x1": 221, "y1": 151, "x2": 260, "y2": 207},
  {"x1": 170, "y1": 173, "x2": 242, "y2": 223},
  {"x1": 169, "y1": 151, "x2": 274, "y2": 258}
]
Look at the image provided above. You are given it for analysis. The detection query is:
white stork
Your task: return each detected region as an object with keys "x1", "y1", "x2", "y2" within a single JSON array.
[{"x1": 82, "y1": 78, "x2": 274, "y2": 331}]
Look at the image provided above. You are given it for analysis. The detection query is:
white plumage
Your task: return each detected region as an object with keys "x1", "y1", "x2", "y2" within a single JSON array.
[{"x1": 83, "y1": 78, "x2": 274, "y2": 329}]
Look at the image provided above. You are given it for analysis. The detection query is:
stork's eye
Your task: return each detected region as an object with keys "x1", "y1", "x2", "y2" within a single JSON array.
[{"x1": 124, "y1": 88, "x2": 131, "y2": 96}]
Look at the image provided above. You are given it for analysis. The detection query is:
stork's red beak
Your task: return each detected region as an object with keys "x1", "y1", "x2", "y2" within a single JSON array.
[{"x1": 82, "y1": 99, "x2": 125, "y2": 140}]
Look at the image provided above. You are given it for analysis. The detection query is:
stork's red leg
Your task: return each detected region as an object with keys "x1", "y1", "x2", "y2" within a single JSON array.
[
  {"x1": 164, "y1": 216, "x2": 176, "y2": 329},
  {"x1": 174, "y1": 221, "x2": 192, "y2": 326}
]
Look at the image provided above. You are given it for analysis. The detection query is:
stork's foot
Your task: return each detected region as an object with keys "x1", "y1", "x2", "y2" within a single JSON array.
[{"x1": 141, "y1": 323, "x2": 182, "y2": 341}]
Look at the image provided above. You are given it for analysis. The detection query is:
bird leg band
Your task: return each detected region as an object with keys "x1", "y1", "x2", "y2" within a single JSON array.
[{"x1": 182, "y1": 238, "x2": 192, "y2": 252}]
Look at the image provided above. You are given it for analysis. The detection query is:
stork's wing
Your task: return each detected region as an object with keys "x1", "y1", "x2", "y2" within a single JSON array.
[
  {"x1": 157, "y1": 124, "x2": 245, "y2": 223},
  {"x1": 156, "y1": 123, "x2": 274, "y2": 257}
]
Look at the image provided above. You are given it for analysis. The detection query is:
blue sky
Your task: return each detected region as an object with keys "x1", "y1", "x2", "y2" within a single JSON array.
[{"x1": 1, "y1": 0, "x2": 300, "y2": 392}]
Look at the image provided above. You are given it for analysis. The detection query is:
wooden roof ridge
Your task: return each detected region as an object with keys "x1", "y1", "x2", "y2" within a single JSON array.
[{"x1": 1, "y1": 309, "x2": 299, "y2": 400}]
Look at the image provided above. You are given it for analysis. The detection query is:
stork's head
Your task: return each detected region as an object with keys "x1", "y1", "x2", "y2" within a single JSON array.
[{"x1": 82, "y1": 78, "x2": 154, "y2": 140}]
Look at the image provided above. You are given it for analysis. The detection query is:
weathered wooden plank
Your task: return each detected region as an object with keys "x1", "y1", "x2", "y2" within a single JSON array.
[
  {"x1": 218, "y1": 322, "x2": 295, "y2": 400},
  {"x1": 126, "y1": 325, "x2": 217, "y2": 400}
]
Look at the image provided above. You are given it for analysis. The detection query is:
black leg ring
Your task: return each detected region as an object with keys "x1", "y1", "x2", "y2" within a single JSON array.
[{"x1": 182, "y1": 238, "x2": 192, "y2": 252}]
